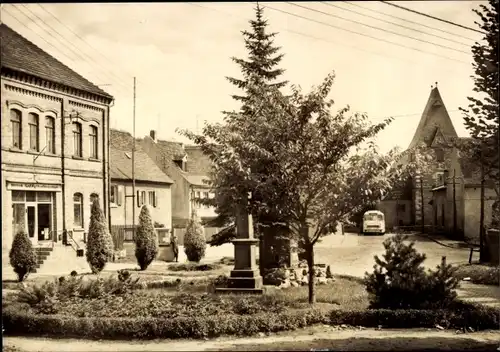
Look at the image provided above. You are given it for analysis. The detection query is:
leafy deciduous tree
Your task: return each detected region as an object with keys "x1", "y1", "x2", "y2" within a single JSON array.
[{"x1": 180, "y1": 72, "x2": 433, "y2": 304}]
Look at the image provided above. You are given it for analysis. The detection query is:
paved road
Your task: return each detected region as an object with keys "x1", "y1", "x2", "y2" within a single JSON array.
[{"x1": 314, "y1": 232, "x2": 471, "y2": 278}]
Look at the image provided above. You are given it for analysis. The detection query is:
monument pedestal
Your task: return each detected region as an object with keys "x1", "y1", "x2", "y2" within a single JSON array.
[{"x1": 216, "y1": 198, "x2": 263, "y2": 294}]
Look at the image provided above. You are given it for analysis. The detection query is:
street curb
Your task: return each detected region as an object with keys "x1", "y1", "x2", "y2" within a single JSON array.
[{"x1": 416, "y1": 233, "x2": 469, "y2": 250}]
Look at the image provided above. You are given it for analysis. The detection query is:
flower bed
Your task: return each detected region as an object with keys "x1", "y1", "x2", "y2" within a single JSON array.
[{"x1": 3, "y1": 272, "x2": 499, "y2": 340}]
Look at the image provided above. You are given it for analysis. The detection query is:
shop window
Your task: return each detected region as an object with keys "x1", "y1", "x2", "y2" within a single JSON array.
[
  {"x1": 10, "y1": 109, "x2": 22, "y2": 149},
  {"x1": 73, "y1": 193, "x2": 83, "y2": 228},
  {"x1": 12, "y1": 190, "x2": 25, "y2": 202},
  {"x1": 26, "y1": 191, "x2": 36, "y2": 202}
]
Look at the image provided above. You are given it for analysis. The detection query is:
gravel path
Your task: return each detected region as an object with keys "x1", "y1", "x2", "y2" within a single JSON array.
[{"x1": 4, "y1": 328, "x2": 500, "y2": 352}]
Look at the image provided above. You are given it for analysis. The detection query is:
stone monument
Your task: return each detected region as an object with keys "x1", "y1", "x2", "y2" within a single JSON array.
[{"x1": 216, "y1": 193, "x2": 263, "y2": 294}]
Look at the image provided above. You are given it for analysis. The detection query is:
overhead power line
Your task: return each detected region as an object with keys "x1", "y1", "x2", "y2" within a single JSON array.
[
  {"x1": 321, "y1": 2, "x2": 472, "y2": 47},
  {"x1": 264, "y1": 4, "x2": 470, "y2": 65},
  {"x1": 287, "y1": 2, "x2": 469, "y2": 55},
  {"x1": 37, "y1": 4, "x2": 136, "y2": 80},
  {"x1": 15, "y1": 4, "x2": 132, "y2": 94},
  {"x1": 343, "y1": 1, "x2": 478, "y2": 42},
  {"x1": 380, "y1": 1, "x2": 486, "y2": 35},
  {"x1": 188, "y1": 3, "x2": 464, "y2": 74},
  {"x1": 4, "y1": 6, "x2": 132, "y2": 97}
]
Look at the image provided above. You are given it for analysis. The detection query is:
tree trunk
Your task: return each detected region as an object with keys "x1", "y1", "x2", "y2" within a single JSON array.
[{"x1": 306, "y1": 243, "x2": 316, "y2": 305}]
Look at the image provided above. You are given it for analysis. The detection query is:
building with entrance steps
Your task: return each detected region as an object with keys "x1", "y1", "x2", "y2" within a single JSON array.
[
  {"x1": 1, "y1": 24, "x2": 114, "y2": 276},
  {"x1": 378, "y1": 84, "x2": 496, "y2": 241}
]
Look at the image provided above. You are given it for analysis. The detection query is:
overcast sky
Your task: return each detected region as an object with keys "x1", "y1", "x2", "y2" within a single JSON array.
[{"x1": 1, "y1": 1, "x2": 486, "y2": 153}]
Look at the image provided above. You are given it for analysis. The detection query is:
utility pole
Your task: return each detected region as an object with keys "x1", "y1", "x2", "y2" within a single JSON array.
[
  {"x1": 453, "y1": 169, "x2": 457, "y2": 237},
  {"x1": 479, "y1": 146, "x2": 486, "y2": 262},
  {"x1": 420, "y1": 175, "x2": 425, "y2": 234},
  {"x1": 132, "y1": 77, "x2": 137, "y2": 241}
]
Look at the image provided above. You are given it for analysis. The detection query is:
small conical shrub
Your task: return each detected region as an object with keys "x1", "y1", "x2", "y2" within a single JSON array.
[
  {"x1": 86, "y1": 198, "x2": 113, "y2": 273},
  {"x1": 326, "y1": 265, "x2": 333, "y2": 279},
  {"x1": 135, "y1": 205, "x2": 158, "y2": 270},
  {"x1": 9, "y1": 231, "x2": 37, "y2": 282},
  {"x1": 184, "y1": 209, "x2": 206, "y2": 263}
]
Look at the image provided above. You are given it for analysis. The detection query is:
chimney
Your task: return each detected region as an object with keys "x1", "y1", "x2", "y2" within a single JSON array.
[{"x1": 150, "y1": 130, "x2": 157, "y2": 142}]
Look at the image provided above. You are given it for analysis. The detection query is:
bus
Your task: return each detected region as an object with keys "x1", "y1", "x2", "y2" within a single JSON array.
[{"x1": 362, "y1": 210, "x2": 386, "y2": 236}]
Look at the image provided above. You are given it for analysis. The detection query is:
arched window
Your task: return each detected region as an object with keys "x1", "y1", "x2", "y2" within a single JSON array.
[
  {"x1": 73, "y1": 193, "x2": 83, "y2": 228},
  {"x1": 28, "y1": 113, "x2": 39, "y2": 151},
  {"x1": 72, "y1": 122, "x2": 82, "y2": 157},
  {"x1": 45, "y1": 117, "x2": 55, "y2": 154},
  {"x1": 89, "y1": 125, "x2": 98, "y2": 159},
  {"x1": 10, "y1": 109, "x2": 22, "y2": 149}
]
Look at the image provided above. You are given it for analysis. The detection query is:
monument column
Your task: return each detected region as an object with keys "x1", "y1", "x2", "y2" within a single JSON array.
[{"x1": 216, "y1": 192, "x2": 263, "y2": 294}]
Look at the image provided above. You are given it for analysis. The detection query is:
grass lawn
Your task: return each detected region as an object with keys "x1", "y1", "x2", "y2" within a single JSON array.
[
  {"x1": 454, "y1": 264, "x2": 499, "y2": 286},
  {"x1": 4, "y1": 275, "x2": 368, "y2": 319}
]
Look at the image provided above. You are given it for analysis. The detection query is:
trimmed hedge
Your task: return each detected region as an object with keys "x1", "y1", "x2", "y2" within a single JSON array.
[{"x1": 3, "y1": 303, "x2": 498, "y2": 340}]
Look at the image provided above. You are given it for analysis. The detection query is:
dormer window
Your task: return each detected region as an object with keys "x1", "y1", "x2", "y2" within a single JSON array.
[
  {"x1": 174, "y1": 160, "x2": 185, "y2": 171},
  {"x1": 434, "y1": 172, "x2": 444, "y2": 187}
]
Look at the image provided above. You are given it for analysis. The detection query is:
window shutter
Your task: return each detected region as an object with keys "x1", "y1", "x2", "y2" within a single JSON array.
[
  {"x1": 137, "y1": 190, "x2": 140, "y2": 207},
  {"x1": 154, "y1": 191, "x2": 158, "y2": 208}
]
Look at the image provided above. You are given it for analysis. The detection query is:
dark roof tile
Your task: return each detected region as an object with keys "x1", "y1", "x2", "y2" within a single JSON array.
[
  {"x1": 1, "y1": 24, "x2": 112, "y2": 99},
  {"x1": 110, "y1": 129, "x2": 173, "y2": 184}
]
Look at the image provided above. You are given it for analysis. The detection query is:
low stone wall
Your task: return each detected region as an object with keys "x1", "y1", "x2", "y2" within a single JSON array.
[
  {"x1": 268, "y1": 261, "x2": 335, "y2": 289},
  {"x1": 487, "y1": 229, "x2": 499, "y2": 265}
]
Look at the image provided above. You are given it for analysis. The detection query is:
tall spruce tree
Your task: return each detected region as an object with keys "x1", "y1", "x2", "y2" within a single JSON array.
[
  {"x1": 460, "y1": 0, "x2": 499, "y2": 236},
  {"x1": 195, "y1": 3, "x2": 289, "y2": 245},
  {"x1": 226, "y1": 3, "x2": 287, "y2": 115}
]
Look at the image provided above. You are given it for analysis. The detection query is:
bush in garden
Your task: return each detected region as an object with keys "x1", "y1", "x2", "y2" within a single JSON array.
[
  {"x1": 263, "y1": 267, "x2": 287, "y2": 286},
  {"x1": 9, "y1": 231, "x2": 37, "y2": 282},
  {"x1": 326, "y1": 265, "x2": 333, "y2": 279},
  {"x1": 184, "y1": 210, "x2": 206, "y2": 263},
  {"x1": 86, "y1": 199, "x2": 114, "y2": 273},
  {"x1": 364, "y1": 234, "x2": 459, "y2": 309},
  {"x1": 134, "y1": 205, "x2": 159, "y2": 270}
]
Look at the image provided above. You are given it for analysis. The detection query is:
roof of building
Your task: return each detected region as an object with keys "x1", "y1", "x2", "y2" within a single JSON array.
[
  {"x1": 185, "y1": 145, "x2": 213, "y2": 175},
  {"x1": 183, "y1": 174, "x2": 211, "y2": 187},
  {"x1": 154, "y1": 139, "x2": 187, "y2": 161},
  {"x1": 0, "y1": 23, "x2": 112, "y2": 99},
  {"x1": 408, "y1": 86, "x2": 458, "y2": 149},
  {"x1": 110, "y1": 129, "x2": 173, "y2": 184}
]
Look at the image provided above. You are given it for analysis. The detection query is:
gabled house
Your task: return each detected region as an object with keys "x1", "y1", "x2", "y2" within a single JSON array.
[
  {"x1": 1, "y1": 24, "x2": 113, "y2": 275},
  {"x1": 140, "y1": 130, "x2": 218, "y2": 243},
  {"x1": 379, "y1": 84, "x2": 496, "y2": 241},
  {"x1": 109, "y1": 129, "x2": 174, "y2": 244}
]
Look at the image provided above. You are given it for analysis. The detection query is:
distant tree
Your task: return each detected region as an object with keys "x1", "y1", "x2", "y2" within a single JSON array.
[
  {"x1": 135, "y1": 205, "x2": 159, "y2": 270},
  {"x1": 9, "y1": 231, "x2": 37, "y2": 282},
  {"x1": 184, "y1": 209, "x2": 207, "y2": 263},
  {"x1": 460, "y1": 0, "x2": 499, "y2": 230},
  {"x1": 86, "y1": 199, "x2": 114, "y2": 273},
  {"x1": 180, "y1": 72, "x2": 433, "y2": 304}
]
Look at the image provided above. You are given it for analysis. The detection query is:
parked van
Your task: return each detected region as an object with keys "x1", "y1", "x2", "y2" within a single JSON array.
[{"x1": 362, "y1": 210, "x2": 385, "y2": 235}]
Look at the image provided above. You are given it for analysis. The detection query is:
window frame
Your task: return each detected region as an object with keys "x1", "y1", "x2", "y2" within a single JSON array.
[
  {"x1": 435, "y1": 148, "x2": 445, "y2": 162},
  {"x1": 72, "y1": 122, "x2": 83, "y2": 157},
  {"x1": 28, "y1": 112, "x2": 39, "y2": 152},
  {"x1": 45, "y1": 116, "x2": 56, "y2": 154},
  {"x1": 10, "y1": 109, "x2": 22, "y2": 149},
  {"x1": 89, "y1": 125, "x2": 98, "y2": 159},
  {"x1": 73, "y1": 192, "x2": 83, "y2": 228}
]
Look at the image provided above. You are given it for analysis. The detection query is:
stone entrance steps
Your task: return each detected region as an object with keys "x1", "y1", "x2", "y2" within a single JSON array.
[{"x1": 31, "y1": 247, "x2": 54, "y2": 273}]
